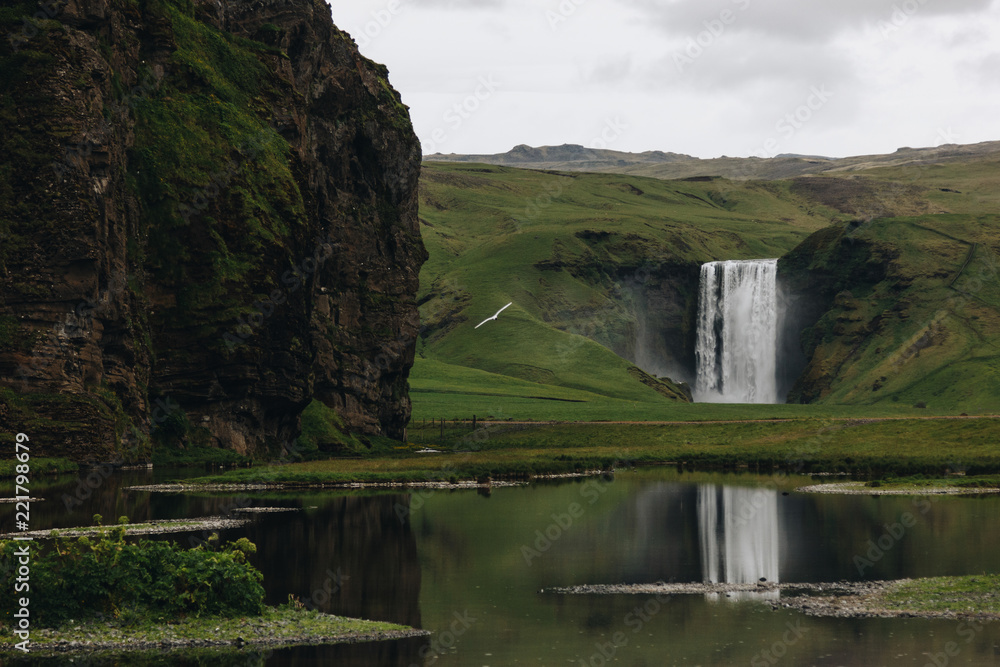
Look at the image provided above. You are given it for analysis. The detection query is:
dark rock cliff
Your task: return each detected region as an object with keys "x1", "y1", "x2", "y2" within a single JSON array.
[{"x1": 0, "y1": 0, "x2": 425, "y2": 460}]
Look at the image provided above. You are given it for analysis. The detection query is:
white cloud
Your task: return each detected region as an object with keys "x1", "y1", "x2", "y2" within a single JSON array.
[
  {"x1": 328, "y1": 0, "x2": 1000, "y2": 158},
  {"x1": 622, "y1": 0, "x2": 995, "y2": 42}
]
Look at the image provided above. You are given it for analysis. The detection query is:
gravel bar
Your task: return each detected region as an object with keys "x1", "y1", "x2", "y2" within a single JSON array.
[
  {"x1": 542, "y1": 580, "x2": 1000, "y2": 621},
  {"x1": 8, "y1": 628, "x2": 430, "y2": 655},
  {"x1": 796, "y1": 482, "x2": 1000, "y2": 495},
  {"x1": 0, "y1": 516, "x2": 251, "y2": 539},
  {"x1": 126, "y1": 480, "x2": 525, "y2": 492}
]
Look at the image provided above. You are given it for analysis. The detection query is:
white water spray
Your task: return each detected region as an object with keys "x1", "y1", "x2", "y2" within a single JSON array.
[{"x1": 695, "y1": 259, "x2": 779, "y2": 403}]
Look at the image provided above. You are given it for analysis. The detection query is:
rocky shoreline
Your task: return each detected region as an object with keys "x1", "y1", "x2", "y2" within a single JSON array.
[
  {"x1": 16, "y1": 628, "x2": 429, "y2": 655},
  {"x1": 0, "y1": 516, "x2": 251, "y2": 539},
  {"x1": 122, "y1": 469, "x2": 611, "y2": 494},
  {"x1": 543, "y1": 580, "x2": 1000, "y2": 621},
  {"x1": 543, "y1": 580, "x2": 871, "y2": 597},
  {"x1": 232, "y1": 506, "x2": 309, "y2": 513},
  {"x1": 125, "y1": 479, "x2": 527, "y2": 493}
]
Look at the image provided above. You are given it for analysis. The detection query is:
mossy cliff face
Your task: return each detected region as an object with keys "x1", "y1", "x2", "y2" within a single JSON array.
[
  {"x1": 778, "y1": 224, "x2": 894, "y2": 403},
  {"x1": 0, "y1": 0, "x2": 424, "y2": 459},
  {"x1": 779, "y1": 215, "x2": 1000, "y2": 410}
]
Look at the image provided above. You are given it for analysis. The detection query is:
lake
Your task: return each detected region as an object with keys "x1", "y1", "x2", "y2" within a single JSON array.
[{"x1": 4, "y1": 467, "x2": 1000, "y2": 665}]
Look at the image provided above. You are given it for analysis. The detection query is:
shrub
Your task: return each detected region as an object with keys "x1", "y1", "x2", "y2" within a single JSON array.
[{"x1": 0, "y1": 519, "x2": 264, "y2": 627}]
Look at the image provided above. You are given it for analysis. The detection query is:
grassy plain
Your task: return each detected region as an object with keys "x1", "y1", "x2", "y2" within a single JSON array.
[{"x1": 186, "y1": 416, "x2": 1000, "y2": 486}]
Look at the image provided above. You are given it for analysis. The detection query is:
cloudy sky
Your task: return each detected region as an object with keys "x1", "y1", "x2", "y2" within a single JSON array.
[{"x1": 327, "y1": 0, "x2": 1000, "y2": 159}]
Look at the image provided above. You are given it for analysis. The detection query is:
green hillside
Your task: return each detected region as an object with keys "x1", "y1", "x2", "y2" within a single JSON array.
[
  {"x1": 413, "y1": 163, "x2": 835, "y2": 418},
  {"x1": 781, "y1": 156, "x2": 1000, "y2": 411},
  {"x1": 413, "y1": 154, "x2": 1000, "y2": 418}
]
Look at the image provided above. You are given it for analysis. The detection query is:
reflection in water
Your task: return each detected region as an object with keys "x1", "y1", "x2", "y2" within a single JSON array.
[
  {"x1": 698, "y1": 484, "x2": 779, "y2": 600},
  {"x1": 239, "y1": 494, "x2": 426, "y2": 666},
  {"x1": 243, "y1": 494, "x2": 422, "y2": 628},
  {"x1": 0, "y1": 483, "x2": 427, "y2": 667},
  {"x1": 9, "y1": 470, "x2": 1000, "y2": 665},
  {"x1": 698, "y1": 485, "x2": 720, "y2": 583}
]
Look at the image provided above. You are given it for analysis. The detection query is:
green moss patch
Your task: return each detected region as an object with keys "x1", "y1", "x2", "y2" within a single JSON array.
[
  {"x1": 0, "y1": 605, "x2": 423, "y2": 655},
  {"x1": 131, "y1": 0, "x2": 308, "y2": 341},
  {"x1": 880, "y1": 575, "x2": 1000, "y2": 616},
  {"x1": 0, "y1": 457, "x2": 77, "y2": 478}
]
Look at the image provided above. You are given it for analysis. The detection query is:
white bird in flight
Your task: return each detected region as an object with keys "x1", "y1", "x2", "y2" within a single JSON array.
[{"x1": 475, "y1": 302, "x2": 513, "y2": 329}]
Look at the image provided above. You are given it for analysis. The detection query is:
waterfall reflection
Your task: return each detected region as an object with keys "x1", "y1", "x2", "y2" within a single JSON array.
[{"x1": 697, "y1": 484, "x2": 780, "y2": 600}]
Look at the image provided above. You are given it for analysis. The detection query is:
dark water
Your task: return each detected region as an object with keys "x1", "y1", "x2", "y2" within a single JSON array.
[{"x1": 3, "y1": 467, "x2": 1000, "y2": 665}]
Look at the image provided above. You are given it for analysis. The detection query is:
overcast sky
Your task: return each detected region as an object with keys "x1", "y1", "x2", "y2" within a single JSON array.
[{"x1": 327, "y1": 0, "x2": 1000, "y2": 159}]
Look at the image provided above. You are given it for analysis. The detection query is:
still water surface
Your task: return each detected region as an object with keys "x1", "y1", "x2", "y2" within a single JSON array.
[{"x1": 3, "y1": 467, "x2": 1000, "y2": 665}]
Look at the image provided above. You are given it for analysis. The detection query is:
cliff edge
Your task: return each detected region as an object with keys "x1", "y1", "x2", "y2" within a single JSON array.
[{"x1": 0, "y1": 0, "x2": 425, "y2": 460}]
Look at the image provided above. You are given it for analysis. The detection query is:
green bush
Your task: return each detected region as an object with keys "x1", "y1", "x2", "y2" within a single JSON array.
[{"x1": 0, "y1": 519, "x2": 264, "y2": 627}]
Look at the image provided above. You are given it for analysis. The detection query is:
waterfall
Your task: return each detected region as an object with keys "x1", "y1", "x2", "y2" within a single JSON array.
[
  {"x1": 695, "y1": 259, "x2": 779, "y2": 403},
  {"x1": 697, "y1": 485, "x2": 780, "y2": 601}
]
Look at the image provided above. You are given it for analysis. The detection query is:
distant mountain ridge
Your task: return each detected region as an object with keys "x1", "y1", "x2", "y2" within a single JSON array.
[
  {"x1": 428, "y1": 143, "x2": 689, "y2": 166},
  {"x1": 426, "y1": 141, "x2": 1000, "y2": 181}
]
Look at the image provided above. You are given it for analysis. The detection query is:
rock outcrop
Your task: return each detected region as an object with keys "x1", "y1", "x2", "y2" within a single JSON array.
[
  {"x1": 0, "y1": 0, "x2": 425, "y2": 460},
  {"x1": 778, "y1": 223, "x2": 899, "y2": 403}
]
